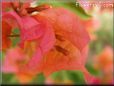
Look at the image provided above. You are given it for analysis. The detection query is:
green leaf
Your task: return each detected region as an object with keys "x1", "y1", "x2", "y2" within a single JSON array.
[
  {"x1": 0, "y1": 51, "x2": 5, "y2": 61},
  {"x1": 31, "y1": 73, "x2": 45, "y2": 84},
  {"x1": 51, "y1": 71, "x2": 66, "y2": 82},
  {"x1": 2, "y1": 73, "x2": 18, "y2": 84},
  {"x1": 86, "y1": 63, "x2": 101, "y2": 76},
  {"x1": 51, "y1": 70, "x2": 85, "y2": 84},
  {"x1": 66, "y1": 71, "x2": 86, "y2": 84},
  {"x1": 12, "y1": 28, "x2": 20, "y2": 34},
  {"x1": 11, "y1": 28, "x2": 20, "y2": 47},
  {"x1": 37, "y1": 0, "x2": 91, "y2": 19}
]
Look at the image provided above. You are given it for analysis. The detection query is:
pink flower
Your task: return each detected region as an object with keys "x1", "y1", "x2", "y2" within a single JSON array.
[
  {"x1": 2, "y1": 10, "x2": 55, "y2": 83},
  {"x1": 92, "y1": 46, "x2": 113, "y2": 84},
  {"x1": 2, "y1": 2, "x2": 92, "y2": 84}
]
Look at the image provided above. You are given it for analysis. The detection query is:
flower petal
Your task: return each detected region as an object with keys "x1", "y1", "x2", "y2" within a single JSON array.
[
  {"x1": 40, "y1": 8, "x2": 90, "y2": 51},
  {"x1": 2, "y1": 21, "x2": 12, "y2": 50},
  {"x1": 22, "y1": 15, "x2": 56, "y2": 73},
  {"x1": 42, "y1": 46, "x2": 88, "y2": 76},
  {"x1": 33, "y1": 15, "x2": 56, "y2": 53},
  {"x1": 2, "y1": 47, "x2": 25, "y2": 73},
  {"x1": 3, "y1": 11, "x2": 23, "y2": 29}
]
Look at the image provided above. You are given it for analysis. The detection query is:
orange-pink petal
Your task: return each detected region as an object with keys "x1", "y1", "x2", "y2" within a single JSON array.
[{"x1": 40, "y1": 8, "x2": 90, "y2": 51}]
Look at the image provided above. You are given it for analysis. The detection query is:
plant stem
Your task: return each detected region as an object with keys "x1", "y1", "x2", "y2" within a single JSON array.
[{"x1": 8, "y1": 34, "x2": 20, "y2": 37}]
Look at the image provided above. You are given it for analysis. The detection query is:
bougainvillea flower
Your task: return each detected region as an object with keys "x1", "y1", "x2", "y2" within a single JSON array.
[
  {"x1": 92, "y1": 46, "x2": 113, "y2": 84},
  {"x1": 2, "y1": 47, "x2": 26, "y2": 73},
  {"x1": 2, "y1": 10, "x2": 55, "y2": 83},
  {"x1": 94, "y1": 46, "x2": 113, "y2": 74},
  {"x1": 28, "y1": 8, "x2": 92, "y2": 83},
  {"x1": 2, "y1": 11, "x2": 55, "y2": 57},
  {"x1": 2, "y1": 47, "x2": 37, "y2": 83},
  {"x1": 2, "y1": 11, "x2": 21, "y2": 51},
  {"x1": 2, "y1": 1, "x2": 31, "y2": 50},
  {"x1": 2, "y1": 2, "x2": 92, "y2": 84},
  {"x1": 38, "y1": 8, "x2": 90, "y2": 51}
]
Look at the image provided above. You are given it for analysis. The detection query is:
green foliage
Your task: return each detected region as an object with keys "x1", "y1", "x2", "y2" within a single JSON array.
[
  {"x1": 86, "y1": 63, "x2": 101, "y2": 76},
  {"x1": 89, "y1": 23, "x2": 113, "y2": 55},
  {"x1": 51, "y1": 70, "x2": 85, "y2": 84},
  {"x1": 2, "y1": 73, "x2": 19, "y2": 84},
  {"x1": 66, "y1": 71, "x2": 85, "y2": 84},
  {"x1": 90, "y1": 12, "x2": 113, "y2": 55},
  {"x1": 31, "y1": 73, "x2": 45, "y2": 84},
  {"x1": 11, "y1": 28, "x2": 20, "y2": 47},
  {"x1": 51, "y1": 70, "x2": 66, "y2": 82}
]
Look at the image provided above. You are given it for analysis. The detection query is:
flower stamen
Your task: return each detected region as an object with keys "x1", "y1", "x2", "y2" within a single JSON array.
[
  {"x1": 55, "y1": 45, "x2": 69, "y2": 56},
  {"x1": 55, "y1": 34, "x2": 65, "y2": 41}
]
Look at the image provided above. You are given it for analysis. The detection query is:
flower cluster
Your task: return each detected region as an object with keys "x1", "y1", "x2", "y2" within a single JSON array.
[{"x1": 2, "y1": 1, "x2": 93, "y2": 84}]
